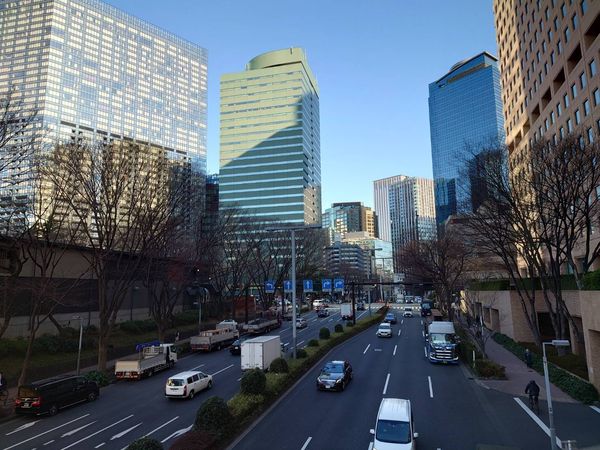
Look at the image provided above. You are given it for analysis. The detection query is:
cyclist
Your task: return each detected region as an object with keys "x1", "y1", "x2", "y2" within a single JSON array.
[{"x1": 525, "y1": 379, "x2": 540, "y2": 410}]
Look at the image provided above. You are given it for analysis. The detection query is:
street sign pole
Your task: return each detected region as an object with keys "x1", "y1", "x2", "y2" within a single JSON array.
[{"x1": 291, "y1": 229, "x2": 297, "y2": 359}]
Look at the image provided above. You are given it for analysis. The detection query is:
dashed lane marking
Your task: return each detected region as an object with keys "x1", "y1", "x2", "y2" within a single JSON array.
[
  {"x1": 424, "y1": 347, "x2": 427, "y2": 358},
  {"x1": 363, "y1": 344, "x2": 371, "y2": 354},
  {"x1": 110, "y1": 422, "x2": 142, "y2": 440},
  {"x1": 210, "y1": 364, "x2": 234, "y2": 376},
  {"x1": 61, "y1": 421, "x2": 97, "y2": 437},
  {"x1": 398, "y1": 329, "x2": 401, "y2": 336},
  {"x1": 143, "y1": 416, "x2": 179, "y2": 438},
  {"x1": 591, "y1": 406, "x2": 600, "y2": 414},
  {"x1": 383, "y1": 373, "x2": 391, "y2": 395},
  {"x1": 301, "y1": 436, "x2": 313, "y2": 450},
  {"x1": 43, "y1": 440, "x2": 54, "y2": 446},
  {"x1": 94, "y1": 444, "x2": 105, "y2": 449},
  {"x1": 428, "y1": 376, "x2": 434, "y2": 398},
  {"x1": 393, "y1": 345, "x2": 397, "y2": 356},
  {"x1": 160, "y1": 424, "x2": 193, "y2": 444},
  {"x1": 4, "y1": 414, "x2": 90, "y2": 450},
  {"x1": 61, "y1": 415, "x2": 134, "y2": 450}
]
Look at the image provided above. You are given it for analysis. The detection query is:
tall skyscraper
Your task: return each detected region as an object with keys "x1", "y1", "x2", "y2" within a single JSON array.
[
  {"x1": 373, "y1": 175, "x2": 407, "y2": 242},
  {"x1": 388, "y1": 177, "x2": 436, "y2": 267},
  {"x1": 219, "y1": 48, "x2": 321, "y2": 225},
  {"x1": 322, "y1": 202, "x2": 378, "y2": 242},
  {"x1": 0, "y1": 0, "x2": 207, "y2": 218},
  {"x1": 429, "y1": 52, "x2": 505, "y2": 225}
]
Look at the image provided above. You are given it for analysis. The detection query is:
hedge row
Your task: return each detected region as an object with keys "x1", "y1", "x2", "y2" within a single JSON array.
[
  {"x1": 469, "y1": 269, "x2": 600, "y2": 292},
  {"x1": 455, "y1": 325, "x2": 506, "y2": 379},
  {"x1": 172, "y1": 307, "x2": 388, "y2": 449},
  {"x1": 493, "y1": 333, "x2": 599, "y2": 404}
]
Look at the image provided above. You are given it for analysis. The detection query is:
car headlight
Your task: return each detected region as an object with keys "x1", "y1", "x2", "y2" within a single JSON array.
[{"x1": 335, "y1": 378, "x2": 342, "y2": 383}]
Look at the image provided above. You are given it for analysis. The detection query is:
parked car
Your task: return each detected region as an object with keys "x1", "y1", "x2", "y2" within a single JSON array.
[
  {"x1": 370, "y1": 398, "x2": 418, "y2": 449},
  {"x1": 165, "y1": 371, "x2": 212, "y2": 399},
  {"x1": 384, "y1": 312, "x2": 397, "y2": 324},
  {"x1": 376, "y1": 322, "x2": 393, "y2": 338},
  {"x1": 230, "y1": 335, "x2": 251, "y2": 355},
  {"x1": 15, "y1": 376, "x2": 99, "y2": 416},
  {"x1": 317, "y1": 308, "x2": 330, "y2": 318},
  {"x1": 356, "y1": 301, "x2": 366, "y2": 311},
  {"x1": 403, "y1": 307, "x2": 413, "y2": 318},
  {"x1": 296, "y1": 317, "x2": 308, "y2": 329},
  {"x1": 316, "y1": 360, "x2": 353, "y2": 391}
]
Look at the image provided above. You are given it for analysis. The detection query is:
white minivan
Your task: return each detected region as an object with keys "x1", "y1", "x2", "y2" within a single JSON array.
[
  {"x1": 165, "y1": 370, "x2": 212, "y2": 399},
  {"x1": 370, "y1": 398, "x2": 418, "y2": 449}
]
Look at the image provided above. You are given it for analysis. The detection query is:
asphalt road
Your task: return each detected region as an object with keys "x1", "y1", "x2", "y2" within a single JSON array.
[
  {"x1": 0, "y1": 306, "x2": 368, "y2": 450},
  {"x1": 231, "y1": 305, "x2": 600, "y2": 450}
]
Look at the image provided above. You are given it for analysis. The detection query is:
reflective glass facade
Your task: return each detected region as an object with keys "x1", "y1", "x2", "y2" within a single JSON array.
[
  {"x1": 219, "y1": 48, "x2": 321, "y2": 225},
  {"x1": 429, "y1": 52, "x2": 505, "y2": 225}
]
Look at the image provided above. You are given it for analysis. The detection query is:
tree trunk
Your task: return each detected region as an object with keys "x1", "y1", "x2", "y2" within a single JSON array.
[
  {"x1": 97, "y1": 330, "x2": 109, "y2": 372},
  {"x1": 18, "y1": 329, "x2": 36, "y2": 386}
]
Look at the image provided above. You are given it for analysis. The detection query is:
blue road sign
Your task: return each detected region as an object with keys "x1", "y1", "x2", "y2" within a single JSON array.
[
  {"x1": 265, "y1": 280, "x2": 275, "y2": 293},
  {"x1": 334, "y1": 278, "x2": 345, "y2": 292},
  {"x1": 303, "y1": 279, "x2": 313, "y2": 292},
  {"x1": 284, "y1": 280, "x2": 293, "y2": 293},
  {"x1": 322, "y1": 279, "x2": 332, "y2": 292}
]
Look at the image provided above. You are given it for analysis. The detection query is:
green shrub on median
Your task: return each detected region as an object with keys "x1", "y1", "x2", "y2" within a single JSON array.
[
  {"x1": 334, "y1": 324, "x2": 343, "y2": 333},
  {"x1": 194, "y1": 396, "x2": 233, "y2": 438},
  {"x1": 227, "y1": 393, "x2": 265, "y2": 418},
  {"x1": 307, "y1": 339, "x2": 319, "y2": 347},
  {"x1": 318, "y1": 327, "x2": 330, "y2": 339},
  {"x1": 240, "y1": 369, "x2": 266, "y2": 395},
  {"x1": 269, "y1": 357, "x2": 289, "y2": 373},
  {"x1": 126, "y1": 437, "x2": 163, "y2": 450}
]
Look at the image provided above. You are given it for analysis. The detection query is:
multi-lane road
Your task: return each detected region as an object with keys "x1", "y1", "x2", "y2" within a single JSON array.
[
  {"x1": 1, "y1": 306, "x2": 369, "y2": 450},
  {"x1": 231, "y1": 306, "x2": 600, "y2": 450}
]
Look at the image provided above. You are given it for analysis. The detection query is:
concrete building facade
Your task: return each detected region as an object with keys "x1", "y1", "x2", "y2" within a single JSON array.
[
  {"x1": 322, "y1": 202, "x2": 378, "y2": 242},
  {"x1": 373, "y1": 175, "x2": 407, "y2": 242}
]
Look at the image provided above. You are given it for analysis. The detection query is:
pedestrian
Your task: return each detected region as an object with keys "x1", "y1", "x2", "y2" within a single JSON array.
[
  {"x1": 175, "y1": 331, "x2": 180, "y2": 342},
  {"x1": 525, "y1": 348, "x2": 532, "y2": 368}
]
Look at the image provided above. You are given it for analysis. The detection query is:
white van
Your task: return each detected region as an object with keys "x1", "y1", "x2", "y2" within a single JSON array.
[
  {"x1": 165, "y1": 370, "x2": 212, "y2": 399},
  {"x1": 370, "y1": 398, "x2": 418, "y2": 449}
]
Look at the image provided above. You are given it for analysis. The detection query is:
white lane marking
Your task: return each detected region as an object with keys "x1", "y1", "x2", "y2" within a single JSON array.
[
  {"x1": 284, "y1": 342, "x2": 289, "y2": 346},
  {"x1": 43, "y1": 440, "x2": 55, "y2": 446},
  {"x1": 424, "y1": 347, "x2": 427, "y2": 358},
  {"x1": 374, "y1": 348, "x2": 382, "y2": 352},
  {"x1": 363, "y1": 344, "x2": 371, "y2": 354},
  {"x1": 61, "y1": 421, "x2": 98, "y2": 437},
  {"x1": 383, "y1": 373, "x2": 391, "y2": 395},
  {"x1": 144, "y1": 416, "x2": 179, "y2": 437},
  {"x1": 514, "y1": 397, "x2": 563, "y2": 448},
  {"x1": 398, "y1": 329, "x2": 401, "y2": 336},
  {"x1": 591, "y1": 406, "x2": 600, "y2": 414},
  {"x1": 94, "y1": 444, "x2": 105, "y2": 449},
  {"x1": 237, "y1": 377, "x2": 242, "y2": 382},
  {"x1": 428, "y1": 376, "x2": 434, "y2": 398},
  {"x1": 401, "y1": 319, "x2": 404, "y2": 324},
  {"x1": 190, "y1": 363, "x2": 205, "y2": 371},
  {"x1": 211, "y1": 364, "x2": 234, "y2": 376},
  {"x1": 301, "y1": 436, "x2": 313, "y2": 450},
  {"x1": 297, "y1": 340, "x2": 304, "y2": 346},
  {"x1": 421, "y1": 320, "x2": 423, "y2": 325},
  {"x1": 422, "y1": 330, "x2": 424, "y2": 337},
  {"x1": 110, "y1": 422, "x2": 143, "y2": 440},
  {"x1": 393, "y1": 345, "x2": 397, "y2": 356},
  {"x1": 60, "y1": 415, "x2": 134, "y2": 450},
  {"x1": 4, "y1": 414, "x2": 90, "y2": 450},
  {"x1": 161, "y1": 424, "x2": 193, "y2": 443},
  {"x1": 328, "y1": 318, "x2": 333, "y2": 322},
  {"x1": 6, "y1": 421, "x2": 39, "y2": 435}
]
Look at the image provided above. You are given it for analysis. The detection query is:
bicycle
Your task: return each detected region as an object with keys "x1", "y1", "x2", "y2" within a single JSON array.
[{"x1": 528, "y1": 394, "x2": 539, "y2": 414}]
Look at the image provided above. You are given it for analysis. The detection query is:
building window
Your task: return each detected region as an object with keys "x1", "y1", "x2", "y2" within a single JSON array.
[
  {"x1": 560, "y1": 126, "x2": 565, "y2": 138},
  {"x1": 590, "y1": 59, "x2": 597, "y2": 77},
  {"x1": 554, "y1": 17, "x2": 560, "y2": 31},
  {"x1": 545, "y1": 8, "x2": 550, "y2": 20},
  {"x1": 553, "y1": 134, "x2": 558, "y2": 144},
  {"x1": 588, "y1": 127, "x2": 594, "y2": 143},
  {"x1": 551, "y1": 110, "x2": 556, "y2": 124},
  {"x1": 594, "y1": 89, "x2": 600, "y2": 106},
  {"x1": 557, "y1": 102, "x2": 563, "y2": 116},
  {"x1": 575, "y1": 108, "x2": 581, "y2": 124},
  {"x1": 561, "y1": 3, "x2": 567, "y2": 18},
  {"x1": 584, "y1": 99, "x2": 591, "y2": 116},
  {"x1": 571, "y1": 83, "x2": 578, "y2": 99},
  {"x1": 565, "y1": 27, "x2": 571, "y2": 43},
  {"x1": 581, "y1": 0, "x2": 588, "y2": 15},
  {"x1": 551, "y1": 51, "x2": 556, "y2": 65},
  {"x1": 567, "y1": 118, "x2": 574, "y2": 132},
  {"x1": 545, "y1": 118, "x2": 550, "y2": 131},
  {"x1": 549, "y1": 29, "x2": 554, "y2": 42},
  {"x1": 580, "y1": 72, "x2": 587, "y2": 89},
  {"x1": 558, "y1": 39, "x2": 563, "y2": 54},
  {"x1": 564, "y1": 93, "x2": 570, "y2": 108},
  {"x1": 572, "y1": 14, "x2": 579, "y2": 29}
]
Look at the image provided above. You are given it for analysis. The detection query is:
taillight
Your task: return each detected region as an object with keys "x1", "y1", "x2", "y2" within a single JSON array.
[
  {"x1": 14, "y1": 398, "x2": 22, "y2": 406},
  {"x1": 31, "y1": 397, "x2": 42, "y2": 407}
]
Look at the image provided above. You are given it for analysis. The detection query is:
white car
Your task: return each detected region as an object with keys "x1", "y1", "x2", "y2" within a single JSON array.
[
  {"x1": 296, "y1": 317, "x2": 308, "y2": 329},
  {"x1": 165, "y1": 370, "x2": 212, "y2": 399},
  {"x1": 370, "y1": 398, "x2": 418, "y2": 449},
  {"x1": 403, "y1": 308, "x2": 413, "y2": 318},
  {"x1": 376, "y1": 322, "x2": 392, "y2": 338}
]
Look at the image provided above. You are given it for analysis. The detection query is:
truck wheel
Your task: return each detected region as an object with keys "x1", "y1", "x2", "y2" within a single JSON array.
[
  {"x1": 188, "y1": 390, "x2": 194, "y2": 399},
  {"x1": 48, "y1": 404, "x2": 59, "y2": 416}
]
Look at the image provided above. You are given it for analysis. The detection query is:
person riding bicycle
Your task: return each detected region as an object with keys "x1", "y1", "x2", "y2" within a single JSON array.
[{"x1": 525, "y1": 379, "x2": 540, "y2": 406}]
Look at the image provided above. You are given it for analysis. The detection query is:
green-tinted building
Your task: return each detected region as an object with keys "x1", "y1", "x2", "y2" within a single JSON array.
[{"x1": 219, "y1": 48, "x2": 321, "y2": 225}]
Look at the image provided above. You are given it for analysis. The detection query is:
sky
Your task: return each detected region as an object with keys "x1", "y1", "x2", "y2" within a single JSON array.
[{"x1": 105, "y1": 0, "x2": 498, "y2": 209}]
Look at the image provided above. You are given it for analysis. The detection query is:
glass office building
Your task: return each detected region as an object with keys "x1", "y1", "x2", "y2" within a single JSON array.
[
  {"x1": 428, "y1": 52, "x2": 505, "y2": 225},
  {"x1": 219, "y1": 48, "x2": 321, "y2": 225},
  {"x1": 0, "y1": 0, "x2": 207, "y2": 215}
]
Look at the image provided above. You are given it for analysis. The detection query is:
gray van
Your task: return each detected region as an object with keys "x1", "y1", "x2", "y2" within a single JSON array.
[{"x1": 15, "y1": 376, "x2": 99, "y2": 416}]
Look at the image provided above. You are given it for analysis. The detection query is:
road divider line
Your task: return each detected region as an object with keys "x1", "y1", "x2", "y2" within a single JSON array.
[
  {"x1": 61, "y1": 421, "x2": 97, "y2": 437},
  {"x1": 383, "y1": 373, "x2": 391, "y2": 395},
  {"x1": 514, "y1": 397, "x2": 562, "y2": 448},
  {"x1": 363, "y1": 344, "x2": 371, "y2": 354},
  {"x1": 144, "y1": 416, "x2": 179, "y2": 437},
  {"x1": 297, "y1": 340, "x2": 304, "y2": 346},
  {"x1": 398, "y1": 329, "x2": 401, "y2": 336},
  {"x1": 4, "y1": 414, "x2": 90, "y2": 450},
  {"x1": 428, "y1": 376, "x2": 434, "y2": 398},
  {"x1": 422, "y1": 330, "x2": 424, "y2": 337},
  {"x1": 94, "y1": 443, "x2": 105, "y2": 449},
  {"x1": 190, "y1": 363, "x2": 205, "y2": 371},
  {"x1": 61, "y1": 415, "x2": 134, "y2": 450},
  {"x1": 393, "y1": 345, "x2": 397, "y2": 356},
  {"x1": 211, "y1": 364, "x2": 234, "y2": 376},
  {"x1": 301, "y1": 436, "x2": 313, "y2": 450},
  {"x1": 111, "y1": 422, "x2": 142, "y2": 440},
  {"x1": 424, "y1": 347, "x2": 427, "y2": 358},
  {"x1": 43, "y1": 440, "x2": 55, "y2": 446},
  {"x1": 401, "y1": 319, "x2": 404, "y2": 325},
  {"x1": 591, "y1": 405, "x2": 600, "y2": 414}
]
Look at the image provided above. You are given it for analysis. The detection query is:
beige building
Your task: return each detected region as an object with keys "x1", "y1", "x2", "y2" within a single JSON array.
[{"x1": 493, "y1": 0, "x2": 600, "y2": 390}]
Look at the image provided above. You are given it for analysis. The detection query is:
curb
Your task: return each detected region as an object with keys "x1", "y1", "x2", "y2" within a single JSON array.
[{"x1": 225, "y1": 317, "x2": 383, "y2": 450}]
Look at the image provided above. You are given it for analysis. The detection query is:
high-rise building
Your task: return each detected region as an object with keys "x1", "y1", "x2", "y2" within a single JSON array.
[
  {"x1": 219, "y1": 48, "x2": 321, "y2": 225},
  {"x1": 429, "y1": 52, "x2": 505, "y2": 225},
  {"x1": 373, "y1": 175, "x2": 407, "y2": 242},
  {"x1": 0, "y1": 0, "x2": 207, "y2": 220},
  {"x1": 322, "y1": 202, "x2": 378, "y2": 242},
  {"x1": 388, "y1": 177, "x2": 436, "y2": 267}
]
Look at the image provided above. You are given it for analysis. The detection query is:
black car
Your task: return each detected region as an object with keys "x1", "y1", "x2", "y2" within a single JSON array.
[
  {"x1": 15, "y1": 376, "x2": 99, "y2": 416},
  {"x1": 316, "y1": 360, "x2": 353, "y2": 391},
  {"x1": 317, "y1": 308, "x2": 329, "y2": 318},
  {"x1": 229, "y1": 335, "x2": 250, "y2": 355},
  {"x1": 356, "y1": 302, "x2": 366, "y2": 311},
  {"x1": 384, "y1": 312, "x2": 397, "y2": 324}
]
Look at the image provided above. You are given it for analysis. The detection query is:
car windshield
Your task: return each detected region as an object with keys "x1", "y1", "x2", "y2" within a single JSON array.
[
  {"x1": 321, "y1": 363, "x2": 343, "y2": 375},
  {"x1": 376, "y1": 419, "x2": 411, "y2": 444},
  {"x1": 167, "y1": 379, "x2": 184, "y2": 387},
  {"x1": 379, "y1": 323, "x2": 391, "y2": 329},
  {"x1": 430, "y1": 333, "x2": 452, "y2": 344},
  {"x1": 386, "y1": 314, "x2": 394, "y2": 319}
]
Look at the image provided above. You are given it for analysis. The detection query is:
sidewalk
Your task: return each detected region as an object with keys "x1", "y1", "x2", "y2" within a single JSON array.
[{"x1": 480, "y1": 337, "x2": 577, "y2": 403}]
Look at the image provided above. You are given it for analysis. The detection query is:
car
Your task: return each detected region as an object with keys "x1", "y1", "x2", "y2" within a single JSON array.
[
  {"x1": 403, "y1": 307, "x2": 413, "y2": 318},
  {"x1": 15, "y1": 376, "x2": 99, "y2": 416},
  {"x1": 165, "y1": 371, "x2": 212, "y2": 399},
  {"x1": 316, "y1": 360, "x2": 353, "y2": 391},
  {"x1": 384, "y1": 312, "x2": 397, "y2": 324},
  {"x1": 376, "y1": 322, "x2": 393, "y2": 338},
  {"x1": 296, "y1": 317, "x2": 308, "y2": 328},
  {"x1": 229, "y1": 335, "x2": 251, "y2": 355},
  {"x1": 313, "y1": 299, "x2": 325, "y2": 309},
  {"x1": 356, "y1": 301, "x2": 366, "y2": 311},
  {"x1": 370, "y1": 398, "x2": 418, "y2": 449},
  {"x1": 317, "y1": 308, "x2": 329, "y2": 317}
]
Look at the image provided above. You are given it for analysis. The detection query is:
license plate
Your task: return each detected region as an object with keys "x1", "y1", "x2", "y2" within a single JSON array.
[
  {"x1": 22, "y1": 403, "x2": 30, "y2": 408},
  {"x1": 170, "y1": 388, "x2": 178, "y2": 391},
  {"x1": 325, "y1": 385, "x2": 331, "y2": 389}
]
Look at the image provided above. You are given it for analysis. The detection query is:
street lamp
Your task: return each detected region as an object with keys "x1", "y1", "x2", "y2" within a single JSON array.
[
  {"x1": 543, "y1": 339, "x2": 570, "y2": 450},
  {"x1": 265, "y1": 223, "x2": 321, "y2": 359},
  {"x1": 72, "y1": 316, "x2": 83, "y2": 375}
]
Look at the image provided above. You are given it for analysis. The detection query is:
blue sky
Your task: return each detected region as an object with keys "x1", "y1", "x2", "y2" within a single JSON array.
[{"x1": 105, "y1": 0, "x2": 498, "y2": 209}]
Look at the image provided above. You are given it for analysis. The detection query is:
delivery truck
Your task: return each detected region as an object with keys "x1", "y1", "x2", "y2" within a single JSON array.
[
  {"x1": 190, "y1": 327, "x2": 239, "y2": 351},
  {"x1": 115, "y1": 342, "x2": 177, "y2": 380},
  {"x1": 243, "y1": 317, "x2": 281, "y2": 334},
  {"x1": 426, "y1": 321, "x2": 459, "y2": 364},
  {"x1": 341, "y1": 303, "x2": 354, "y2": 321},
  {"x1": 240, "y1": 335, "x2": 281, "y2": 371}
]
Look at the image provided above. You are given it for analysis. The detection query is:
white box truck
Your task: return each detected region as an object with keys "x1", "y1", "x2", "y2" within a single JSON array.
[
  {"x1": 240, "y1": 335, "x2": 281, "y2": 371},
  {"x1": 341, "y1": 303, "x2": 354, "y2": 320}
]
